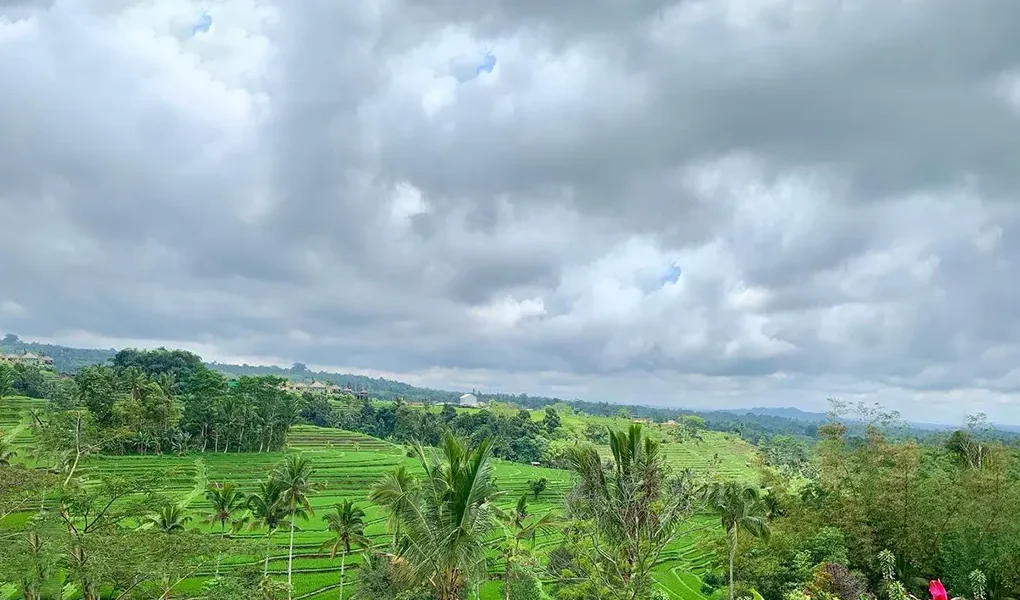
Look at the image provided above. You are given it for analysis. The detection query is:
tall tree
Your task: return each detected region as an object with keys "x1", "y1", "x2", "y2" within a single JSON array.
[
  {"x1": 246, "y1": 477, "x2": 292, "y2": 576},
  {"x1": 38, "y1": 410, "x2": 100, "y2": 485},
  {"x1": 703, "y1": 482, "x2": 772, "y2": 600},
  {"x1": 57, "y1": 473, "x2": 164, "y2": 600},
  {"x1": 204, "y1": 482, "x2": 246, "y2": 574},
  {"x1": 369, "y1": 465, "x2": 418, "y2": 551},
  {"x1": 380, "y1": 435, "x2": 501, "y2": 600},
  {"x1": 564, "y1": 424, "x2": 698, "y2": 600},
  {"x1": 496, "y1": 494, "x2": 557, "y2": 600},
  {"x1": 321, "y1": 500, "x2": 371, "y2": 600},
  {"x1": 542, "y1": 407, "x2": 561, "y2": 434},
  {"x1": 75, "y1": 365, "x2": 120, "y2": 426},
  {"x1": 275, "y1": 454, "x2": 315, "y2": 599}
]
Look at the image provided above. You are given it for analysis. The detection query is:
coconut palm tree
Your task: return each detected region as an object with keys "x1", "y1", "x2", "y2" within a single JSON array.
[
  {"x1": 247, "y1": 477, "x2": 293, "y2": 576},
  {"x1": 369, "y1": 465, "x2": 417, "y2": 551},
  {"x1": 142, "y1": 504, "x2": 192, "y2": 533},
  {"x1": 204, "y1": 482, "x2": 246, "y2": 574},
  {"x1": 321, "y1": 500, "x2": 371, "y2": 600},
  {"x1": 275, "y1": 453, "x2": 316, "y2": 600},
  {"x1": 384, "y1": 435, "x2": 500, "y2": 600},
  {"x1": 703, "y1": 482, "x2": 771, "y2": 600},
  {"x1": 496, "y1": 494, "x2": 558, "y2": 600}
]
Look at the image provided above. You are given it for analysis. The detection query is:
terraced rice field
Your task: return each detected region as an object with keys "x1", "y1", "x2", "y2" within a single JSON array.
[
  {"x1": 656, "y1": 433, "x2": 761, "y2": 483},
  {"x1": 1, "y1": 398, "x2": 725, "y2": 600},
  {"x1": 0, "y1": 397, "x2": 49, "y2": 477}
]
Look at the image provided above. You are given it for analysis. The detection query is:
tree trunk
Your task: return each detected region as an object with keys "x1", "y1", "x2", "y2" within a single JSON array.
[
  {"x1": 64, "y1": 449, "x2": 82, "y2": 486},
  {"x1": 339, "y1": 551, "x2": 346, "y2": 600},
  {"x1": 287, "y1": 509, "x2": 296, "y2": 600},
  {"x1": 216, "y1": 522, "x2": 225, "y2": 575},
  {"x1": 264, "y1": 531, "x2": 273, "y2": 577},
  {"x1": 728, "y1": 528, "x2": 737, "y2": 600},
  {"x1": 504, "y1": 554, "x2": 511, "y2": 600}
]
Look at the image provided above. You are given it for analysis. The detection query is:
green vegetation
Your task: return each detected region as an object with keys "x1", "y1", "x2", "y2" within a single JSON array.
[{"x1": 2, "y1": 347, "x2": 1020, "y2": 600}]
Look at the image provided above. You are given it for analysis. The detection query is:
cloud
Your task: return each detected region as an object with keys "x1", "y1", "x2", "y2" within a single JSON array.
[{"x1": 2, "y1": 0, "x2": 1020, "y2": 424}]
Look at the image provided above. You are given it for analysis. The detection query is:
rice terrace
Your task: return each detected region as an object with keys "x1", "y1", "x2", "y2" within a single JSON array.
[
  {"x1": 2, "y1": 387, "x2": 748, "y2": 600},
  {"x1": 2, "y1": 345, "x2": 1019, "y2": 600}
]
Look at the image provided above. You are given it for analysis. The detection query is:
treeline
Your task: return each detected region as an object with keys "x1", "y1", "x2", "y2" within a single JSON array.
[
  {"x1": 301, "y1": 395, "x2": 563, "y2": 465},
  {"x1": 0, "y1": 360, "x2": 62, "y2": 400},
  {"x1": 37, "y1": 348, "x2": 302, "y2": 458},
  {"x1": 0, "y1": 336, "x2": 862, "y2": 445}
]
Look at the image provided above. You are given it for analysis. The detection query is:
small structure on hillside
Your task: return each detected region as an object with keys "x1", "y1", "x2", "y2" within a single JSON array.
[
  {"x1": 340, "y1": 382, "x2": 370, "y2": 401},
  {"x1": 0, "y1": 351, "x2": 54, "y2": 367},
  {"x1": 283, "y1": 379, "x2": 339, "y2": 395},
  {"x1": 459, "y1": 393, "x2": 479, "y2": 408}
]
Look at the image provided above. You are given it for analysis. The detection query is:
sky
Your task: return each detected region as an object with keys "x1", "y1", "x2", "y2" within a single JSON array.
[{"x1": 3, "y1": 0, "x2": 1020, "y2": 425}]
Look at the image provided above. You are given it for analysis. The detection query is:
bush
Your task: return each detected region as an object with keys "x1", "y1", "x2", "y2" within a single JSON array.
[
  {"x1": 508, "y1": 566, "x2": 547, "y2": 600},
  {"x1": 702, "y1": 571, "x2": 726, "y2": 593}
]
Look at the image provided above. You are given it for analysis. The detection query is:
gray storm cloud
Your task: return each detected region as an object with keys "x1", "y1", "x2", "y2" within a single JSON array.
[{"x1": 2, "y1": 0, "x2": 1020, "y2": 423}]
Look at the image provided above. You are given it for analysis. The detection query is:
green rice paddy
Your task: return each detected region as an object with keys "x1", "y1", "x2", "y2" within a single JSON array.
[{"x1": 0, "y1": 397, "x2": 755, "y2": 599}]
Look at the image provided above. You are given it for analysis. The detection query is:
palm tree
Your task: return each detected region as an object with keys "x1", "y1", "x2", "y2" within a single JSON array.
[
  {"x1": 496, "y1": 494, "x2": 557, "y2": 600},
  {"x1": 369, "y1": 465, "x2": 417, "y2": 550},
  {"x1": 204, "y1": 482, "x2": 247, "y2": 574},
  {"x1": 275, "y1": 453, "x2": 316, "y2": 599},
  {"x1": 383, "y1": 435, "x2": 500, "y2": 600},
  {"x1": 703, "y1": 482, "x2": 772, "y2": 600},
  {"x1": 142, "y1": 504, "x2": 192, "y2": 533},
  {"x1": 321, "y1": 501, "x2": 371, "y2": 600},
  {"x1": 565, "y1": 424, "x2": 696, "y2": 599},
  {"x1": 247, "y1": 477, "x2": 292, "y2": 576}
]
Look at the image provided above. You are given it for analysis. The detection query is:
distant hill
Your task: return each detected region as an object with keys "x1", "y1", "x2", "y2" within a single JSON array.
[
  {"x1": 208, "y1": 362, "x2": 463, "y2": 404},
  {"x1": 0, "y1": 335, "x2": 116, "y2": 372},
  {"x1": 736, "y1": 406, "x2": 1020, "y2": 434},
  {"x1": 735, "y1": 407, "x2": 831, "y2": 423}
]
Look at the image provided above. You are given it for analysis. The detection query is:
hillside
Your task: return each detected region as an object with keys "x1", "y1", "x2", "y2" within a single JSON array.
[{"x1": 0, "y1": 335, "x2": 116, "y2": 372}]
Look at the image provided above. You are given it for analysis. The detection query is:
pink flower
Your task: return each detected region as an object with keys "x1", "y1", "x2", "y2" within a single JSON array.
[{"x1": 930, "y1": 580, "x2": 948, "y2": 600}]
